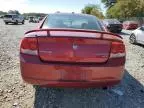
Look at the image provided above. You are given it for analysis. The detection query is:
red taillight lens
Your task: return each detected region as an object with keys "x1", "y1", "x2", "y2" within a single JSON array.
[
  {"x1": 111, "y1": 42, "x2": 125, "y2": 53},
  {"x1": 110, "y1": 42, "x2": 125, "y2": 58},
  {"x1": 20, "y1": 37, "x2": 38, "y2": 55}
]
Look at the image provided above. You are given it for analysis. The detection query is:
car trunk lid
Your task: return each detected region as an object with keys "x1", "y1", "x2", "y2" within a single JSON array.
[{"x1": 36, "y1": 29, "x2": 112, "y2": 63}]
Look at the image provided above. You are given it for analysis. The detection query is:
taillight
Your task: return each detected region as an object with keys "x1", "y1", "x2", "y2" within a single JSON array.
[
  {"x1": 110, "y1": 42, "x2": 125, "y2": 58},
  {"x1": 20, "y1": 37, "x2": 38, "y2": 55}
]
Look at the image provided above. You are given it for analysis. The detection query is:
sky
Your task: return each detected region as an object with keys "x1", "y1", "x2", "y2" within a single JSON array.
[{"x1": 0, "y1": 0, "x2": 106, "y2": 14}]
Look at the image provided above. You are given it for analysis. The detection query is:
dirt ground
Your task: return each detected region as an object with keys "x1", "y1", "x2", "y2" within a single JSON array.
[{"x1": 0, "y1": 19, "x2": 144, "y2": 108}]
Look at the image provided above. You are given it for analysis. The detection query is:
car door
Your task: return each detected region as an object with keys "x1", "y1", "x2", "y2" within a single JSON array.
[
  {"x1": 17, "y1": 15, "x2": 21, "y2": 22},
  {"x1": 19, "y1": 16, "x2": 24, "y2": 22},
  {"x1": 14, "y1": 15, "x2": 18, "y2": 22},
  {"x1": 137, "y1": 27, "x2": 144, "y2": 44}
]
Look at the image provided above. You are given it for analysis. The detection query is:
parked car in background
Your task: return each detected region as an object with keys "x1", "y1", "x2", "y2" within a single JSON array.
[
  {"x1": 29, "y1": 16, "x2": 34, "y2": 23},
  {"x1": 20, "y1": 13, "x2": 126, "y2": 88},
  {"x1": 3, "y1": 14, "x2": 25, "y2": 25},
  {"x1": 24, "y1": 17, "x2": 29, "y2": 20},
  {"x1": 129, "y1": 26, "x2": 144, "y2": 45},
  {"x1": 103, "y1": 19, "x2": 122, "y2": 33},
  {"x1": 29, "y1": 16, "x2": 39, "y2": 23},
  {"x1": 33, "y1": 18, "x2": 39, "y2": 23},
  {"x1": 0, "y1": 15, "x2": 4, "y2": 18},
  {"x1": 123, "y1": 21, "x2": 138, "y2": 30},
  {"x1": 38, "y1": 16, "x2": 45, "y2": 21}
]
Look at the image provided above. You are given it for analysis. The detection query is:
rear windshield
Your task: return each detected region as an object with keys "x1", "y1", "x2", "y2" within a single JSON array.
[
  {"x1": 127, "y1": 21, "x2": 138, "y2": 24},
  {"x1": 4, "y1": 15, "x2": 12, "y2": 18},
  {"x1": 4, "y1": 15, "x2": 18, "y2": 18},
  {"x1": 42, "y1": 14, "x2": 102, "y2": 31}
]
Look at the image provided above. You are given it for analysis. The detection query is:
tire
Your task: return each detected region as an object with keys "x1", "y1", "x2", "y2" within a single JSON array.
[
  {"x1": 117, "y1": 30, "x2": 122, "y2": 33},
  {"x1": 22, "y1": 20, "x2": 24, "y2": 24},
  {"x1": 102, "y1": 87, "x2": 108, "y2": 90},
  {"x1": 15, "y1": 20, "x2": 18, "y2": 25},
  {"x1": 5, "y1": 22, "x2": 8, "y2": 25},
  {"x1": 129, "y1": 34, "x2": 137, "y2": 44}
]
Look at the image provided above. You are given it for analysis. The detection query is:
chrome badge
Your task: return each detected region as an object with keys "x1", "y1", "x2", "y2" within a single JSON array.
[{"x1": 73, "y1": 44, "x2": 78, "y2": 50}]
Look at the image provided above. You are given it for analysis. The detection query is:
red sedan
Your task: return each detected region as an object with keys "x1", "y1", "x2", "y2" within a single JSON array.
[
  {"x1": 20, "y1": 13, "x2": 126, "y2": 88},
  {"x1": 123, "y1": 21, "x2": 138, "y2": 30}
]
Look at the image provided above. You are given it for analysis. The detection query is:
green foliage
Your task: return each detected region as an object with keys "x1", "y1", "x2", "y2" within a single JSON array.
[
  {"x1": 82, "y1": 4, "x2": 100, "y2": 14},
  {"x1": 81, "y1": 4, "x2": 104, "y2": 19},
  {"x1": 90, "y1": 8, "x2": 104, "y2": 19},
  {"x1": 0, "y1": 11, "x2": 7, "y2": 15},
  {"x1": 105, "y1": 0, "x2": 144, "y2": 18},
  {"x1": 8, "y1": 10, "x2": 20, "y2": 15},
  {"x1": 23, "y1": 13, "x2": 47, "y2": 18},
  {"x1": 101, "y1": 0, "x2": 117, "y2": 7}
]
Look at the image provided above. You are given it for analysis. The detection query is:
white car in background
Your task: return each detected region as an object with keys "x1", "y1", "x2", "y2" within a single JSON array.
[
  {"x1": 3, "y1": 14, "x2": 25, "y2": 25},
  {"x1": 129, "y1": 26, "x2": 144, "y2": 45}
]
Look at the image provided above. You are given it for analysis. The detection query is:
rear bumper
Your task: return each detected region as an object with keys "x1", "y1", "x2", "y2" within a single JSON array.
[
  {"x1": 20, "y1": 54, "x2": 125, "y2": 88},
  {"x1": 4, "y1": 20, "x2": 16, "y2": 23},
  {"x1": 24, "y1": 78, "x2": 120, "y2": 88}
]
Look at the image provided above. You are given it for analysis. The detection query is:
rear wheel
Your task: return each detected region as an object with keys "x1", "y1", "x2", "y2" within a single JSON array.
[
  {"x1": 15, "y1": 20, "x2": 18, "y2": 25},
  {"x1": 22, "y1": 20, "x2": 25, "y2": 24},
  {"x1": 117, "y1": 30, "x2": 122, "y2": 33},
  {"x1": 5, "y1": 22, "x2": 8, "y2": 25},
  {"x1": 102, "y1": 87, "x2": 108, "y2": 90},
  {"x1": 129, "y1": 34, "x2": 137, "y2": 44}
]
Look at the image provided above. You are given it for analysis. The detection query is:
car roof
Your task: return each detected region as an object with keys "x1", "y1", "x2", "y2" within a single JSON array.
[
  {"x1": 124, "y1": 20, "x2": 138, "y2": 23},
  {"x1": 103, "y1": 19, "x2": 119, "y2": 21},
  {"x1": 47, "y1": 13, "x2": 98, "y2": 19},
  {"x1": 5, "y1": 14, "x2": 19, "y2": 16}
]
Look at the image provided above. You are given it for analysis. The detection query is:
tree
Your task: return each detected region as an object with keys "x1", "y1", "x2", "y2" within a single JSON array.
[
  {"x1": 23, "y1": 13, "x2": 47, "y2": 18},
  {"x1": 105, "y1": 0, "x2": 144, "y2": 18},
  {"x1": 81, "y1": 4, "x2": 104, "y2": 19},
  {"x1": 90, "y1": 8, "x2": 104, "y2": 19},
  {"x1": 0, "y1": 11, "x2": 7, "y2": 15},
  {"x1": 8, "y1": 10, "x2": 20, "y2": 15},
  {"x1": 101, "y1": 0, "x2": 117, "y2": 7}
]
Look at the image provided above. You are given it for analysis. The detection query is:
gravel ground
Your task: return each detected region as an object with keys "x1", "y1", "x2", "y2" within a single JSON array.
[{"x1": 0, "y1": 19, "x2": 144, "y2": 108}]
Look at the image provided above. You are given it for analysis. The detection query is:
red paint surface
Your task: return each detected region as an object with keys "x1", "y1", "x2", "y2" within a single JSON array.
[{"x1": 20, "y1": 16, "x2": 125, "y2": 88}]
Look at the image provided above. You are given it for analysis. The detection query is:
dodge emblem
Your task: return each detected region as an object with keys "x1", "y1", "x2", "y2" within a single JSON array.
[{"x1": 73, "y1": 44, "x2": 78, "y2": 50}]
